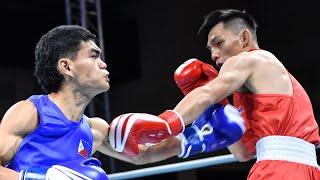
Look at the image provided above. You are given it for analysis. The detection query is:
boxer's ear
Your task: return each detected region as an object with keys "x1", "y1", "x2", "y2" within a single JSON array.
[
  {"x1": 239, "y1": 29, "x2": 250, "y2": 48},
  {"x1": 57, "y1": 58, "x2": 73, "y2": 77}
]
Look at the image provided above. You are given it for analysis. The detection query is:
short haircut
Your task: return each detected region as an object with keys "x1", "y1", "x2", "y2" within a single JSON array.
[
  {"x1": 34, "y1": 25, "x2": 96, "y2": 93},
  {"x1": 198, "y1": 9, "x2": 258, "y2": 40}
]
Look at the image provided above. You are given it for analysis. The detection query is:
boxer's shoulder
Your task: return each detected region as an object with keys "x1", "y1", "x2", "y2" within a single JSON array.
[
  {"x1": 87, "y1": 117, "x2": 110, "y2": 146},
  {"x1": 1, "y1": 100, "x2": 38, "y2": 135},
  {"x1": 0, "y1": 100, "x2": 38, "y2": 165},
  {"x1": 87, "y1": 117, "x2": 109, "y2": 131}
]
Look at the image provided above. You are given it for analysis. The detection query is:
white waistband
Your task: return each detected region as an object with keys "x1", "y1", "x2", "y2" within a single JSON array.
[{"x1": 256, "y1": 136, "x2": 319, "y2": 168}]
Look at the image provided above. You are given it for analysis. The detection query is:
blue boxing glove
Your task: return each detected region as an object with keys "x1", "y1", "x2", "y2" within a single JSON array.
[
  {"x1": 178, "y1": 104, "x2": 221, "y2": 158},
  {"x1": 211, "y1": 104, "x2": 246, "y2": 142},
  {"x1": 178, "y1": 104, "x2": 245, "y2": 159},
  {"x1": 19, "y1": 158, "x2": 108, "y2": 180},
  {"x1": 203, "y1": 104, "x2": 245, "y2": 152}
]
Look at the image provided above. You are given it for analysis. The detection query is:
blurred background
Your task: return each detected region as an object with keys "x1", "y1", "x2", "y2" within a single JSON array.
[{"x1": 1, "y1": 0, "x2": 320, "y2": 179}]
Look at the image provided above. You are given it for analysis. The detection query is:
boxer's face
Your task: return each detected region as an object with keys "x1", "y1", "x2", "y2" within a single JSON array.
[
  {"x1": 69, "y1": 40, "x2": 110, "y2": 95},
  {"x1": 207, "y1": 22, "x2": 243, "y2": 68}
]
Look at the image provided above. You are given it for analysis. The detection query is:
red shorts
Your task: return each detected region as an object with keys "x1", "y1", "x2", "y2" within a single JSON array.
[{"x1": 248, "y1": 160, "x2": 320, "y2": 180}]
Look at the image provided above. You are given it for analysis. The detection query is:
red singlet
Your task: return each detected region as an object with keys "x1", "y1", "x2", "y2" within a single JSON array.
[{"x1": 233, "y1": 74, "x2": 320, "y2": 179}]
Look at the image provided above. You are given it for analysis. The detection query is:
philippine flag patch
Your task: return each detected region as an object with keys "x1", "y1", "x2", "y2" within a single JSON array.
[
  {"x1": 78, "y1": 139, "x2": 91, "y2": 158},
  {"x1": 238, "y1": 106, "x2": 244, "y2": 113}
]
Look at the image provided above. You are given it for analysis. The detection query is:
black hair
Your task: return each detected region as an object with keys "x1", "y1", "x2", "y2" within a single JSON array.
[
  {"x1": 34, "y1": 25, "x2": 96, "y2": 93},
  {"x1": 198, "y1": 9, "x2": 258, "y2": 40}
]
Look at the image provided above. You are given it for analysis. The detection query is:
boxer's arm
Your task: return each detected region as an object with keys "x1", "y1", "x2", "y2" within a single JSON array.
[
  {"x1": 88, "y1": 117, "x2": 110, "y2": 154},
  {"x1": 0, "y1": 101, "x2": 38, "y2": 180},
  {"x1": 0, "y1": 137, "x2": 18, "y2": 180},
  {"x1": 173, "y1": 55, "x2": 254, "y2": 126},
  {"x1": 91, "y1": 115, "x2": 181, "y2": 165},
  {"x1": 134, "y1": 137, "x2": 181, "y2": 165},
  {"x1": 227, "y1": 141, "x2": 255, "y2": 162},
  {"x1": 89, "y1": 117, "x2": 151, "y2": 164},
  {"x1": 0, "y1": 165, "x2": 19, "y2": 180},
  {"x1": 98, "y1": 137, "x2": 181, "y2": 165}
]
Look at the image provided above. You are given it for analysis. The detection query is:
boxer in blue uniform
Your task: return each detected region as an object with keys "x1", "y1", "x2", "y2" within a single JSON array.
[
  {"x1": 0, "y1": 25, "x2": 245, "y2": 180},
  {"x1": 0, "y1": 25, "x2": 111, "y2": 180}
]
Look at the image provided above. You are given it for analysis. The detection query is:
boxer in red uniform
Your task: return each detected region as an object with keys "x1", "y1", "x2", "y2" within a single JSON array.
[
  {"x1": 109, "y1": 8, "x2": 319, "y2": 179},
  {"x1": 168, "y1": 9, "x2": 320, "y2": 179}
]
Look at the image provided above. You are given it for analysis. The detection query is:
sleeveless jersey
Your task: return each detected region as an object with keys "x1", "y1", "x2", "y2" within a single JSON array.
[
  {"x1": 233, "y1": 74, "x2": 320, "y2": 154},
  {"x1": 6, "y1": 95, "x2": 93, "y2": 171}
]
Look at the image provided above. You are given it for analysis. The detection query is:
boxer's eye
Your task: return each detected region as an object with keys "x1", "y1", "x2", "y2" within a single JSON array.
[{"x1": 215, "y1": 40, "x2": 223, "y2": 48}]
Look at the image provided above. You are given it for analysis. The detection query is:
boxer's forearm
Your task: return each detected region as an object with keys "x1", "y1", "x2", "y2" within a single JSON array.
[
  {"x1": 0, "y1": 166, "x2": 19, "y2": 180},
  {"x1": 134, "y1": 137, "x2": 181, "y2": 165},
  {"x1": 97, "y1": 142, "x2": 139, "y2": 164},
  {"x1": 98, "y1": 137, "x2": 181, "y2": 165},
  {"x1": 174, "y1": 84, "x2": 220, "y2": 126},
  {"x1": 174, "y1": 70, "x2": 244, "y2": 126},
  {"x1": 227, "y1": 141, "x2": 255, "y2": 162}
]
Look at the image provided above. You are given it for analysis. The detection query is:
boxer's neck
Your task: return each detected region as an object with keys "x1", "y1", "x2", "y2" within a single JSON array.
[{"x1": 48, "y1": 91, "x2": 89, "y2": 122}]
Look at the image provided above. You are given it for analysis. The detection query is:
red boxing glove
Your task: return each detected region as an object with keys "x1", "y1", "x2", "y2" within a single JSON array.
[
  {"x1": 174, "y1": 58, "x2": 218, "y2": 95},
  {"x1": 174, "y1": 58, "x2": 228, "y2": 105},
  {"x1": 109, "y1": 110, "x2": 184, "y2": 157}
]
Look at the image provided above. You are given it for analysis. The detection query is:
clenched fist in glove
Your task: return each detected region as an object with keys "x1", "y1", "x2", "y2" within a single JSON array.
[
  {"x1": 174, "y1": 58, "x2": 244, "y2": 158},
  {"x1": 174, "y1": 58, "x2": 228, "y2": 105},
  {"x1": 109, "y1": 110, "x2": 185, "y2": 157},
  {"x1": 178, "y1": 104, "x2": 245, "y2": 158}
]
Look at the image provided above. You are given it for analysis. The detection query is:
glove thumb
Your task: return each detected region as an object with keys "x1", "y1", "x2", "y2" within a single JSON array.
[{"x1": 201, "y1": 63, "x2": 219, "y2": 81}]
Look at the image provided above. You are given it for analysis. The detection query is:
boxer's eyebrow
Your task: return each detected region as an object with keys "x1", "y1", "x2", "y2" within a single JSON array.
[
  {"x1": 90, "y1": 48, "x2": 101, "y2": 56},
  {"x1": 207, "y1": 36, "x2": 218, "y2": 50},
  {"x1": 209, "y1": 36, "x2": 220, "y2": 45}
]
